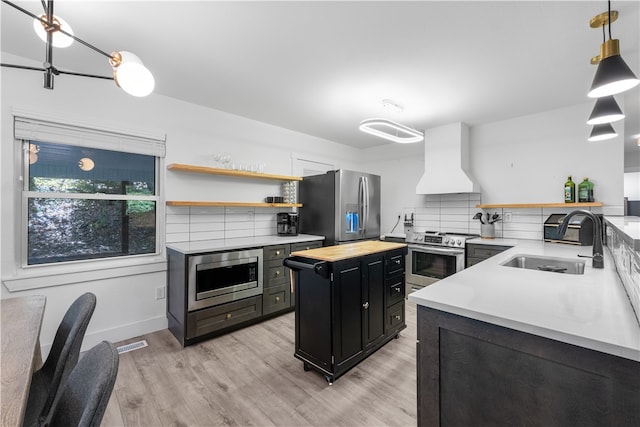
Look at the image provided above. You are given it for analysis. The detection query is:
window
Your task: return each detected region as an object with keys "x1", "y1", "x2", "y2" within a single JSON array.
[{"x1": 15, "y1": 115, "x2": 165, "y2": 267}]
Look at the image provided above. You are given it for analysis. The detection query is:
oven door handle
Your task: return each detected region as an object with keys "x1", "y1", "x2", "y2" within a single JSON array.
[{"x1": 408, "y1": 245, "x2": 465, "y2": 255}]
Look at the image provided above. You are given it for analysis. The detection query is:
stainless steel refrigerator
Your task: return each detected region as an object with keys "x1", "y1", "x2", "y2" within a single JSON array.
[{"x1": 299, "y1": 170, "x2": 381, "y2": 245}]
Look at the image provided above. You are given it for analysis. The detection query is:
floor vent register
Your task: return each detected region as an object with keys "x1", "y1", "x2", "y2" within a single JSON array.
[{"x1": 116, "y1": 339, "x2": 148, "y2": 354}]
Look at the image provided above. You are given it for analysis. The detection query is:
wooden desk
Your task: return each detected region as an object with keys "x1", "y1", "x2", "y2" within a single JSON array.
[{"x1": 1, "y1": 295, "x2": 46, "y2": 427}]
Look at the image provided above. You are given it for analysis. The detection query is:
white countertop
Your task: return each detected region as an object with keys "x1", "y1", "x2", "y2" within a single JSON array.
[
  {"x1": 409, "y1": 239, "x2": 640, "y2": 362},
  {"x1": 467, "y1": 237, "x2": 519, "y2": 247},
  {"x1": 605, "y1": 216, "x2": 640, "y2": 250},
  {"x1": 167, "y1": 234, "x2": 325, "y2": 254}
]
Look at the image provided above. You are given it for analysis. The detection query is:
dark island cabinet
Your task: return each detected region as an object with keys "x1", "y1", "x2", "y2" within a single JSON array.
[
  {"x1": 416, "y1": 306, "x2": 640, "y2": 426},
  {"x1": 288, "y1": 245, "x2": 407, "y2": 384}
]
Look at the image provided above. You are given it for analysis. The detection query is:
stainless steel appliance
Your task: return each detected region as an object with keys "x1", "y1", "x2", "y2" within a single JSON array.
[
  {"x1": 187, "y1": 248, "x2": 263, "y2": 311},
  {"x1": 544, "y1": 213, "x2": 595, "y2": 245},
  {"x1": 277, "y1": 212, "x2": 299, "y2": 236},
  {"x1": 299, "y1": 170, "x2": 381, "y2": 245},
  {"x1": 406, "y1": 231, "x2": 477, "y2": 294}
]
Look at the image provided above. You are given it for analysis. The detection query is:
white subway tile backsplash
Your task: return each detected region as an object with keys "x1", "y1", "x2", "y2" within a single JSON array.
[
  {"x1": 166, "y1": 233, "x2": 190, "y2": 243},
  {"x1": 190, "y1": 221, "x2": 224, "y2": 233},
  {"x1": 192, "y1": 231, "x2": 225, "y2": 241},
  {"x1": 166, "y1": 223, "x2": 189, "y2": 234},
  {"x1": 226, "y1": 228, "x2": 254, "y2": 239}
]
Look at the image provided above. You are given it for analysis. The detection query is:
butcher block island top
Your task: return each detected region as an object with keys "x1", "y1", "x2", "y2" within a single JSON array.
[{"x1": 290, "y1": 240, "x2": 407, "y2": 262}]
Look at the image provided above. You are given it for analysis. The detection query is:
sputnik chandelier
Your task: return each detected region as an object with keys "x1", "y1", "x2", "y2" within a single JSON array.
[
  {"x1": 586, "y1": 0, "x2": 639, "y2": 142},
  {"x1": 0, "y1": 0, "x2": 154, "y2": 97}
]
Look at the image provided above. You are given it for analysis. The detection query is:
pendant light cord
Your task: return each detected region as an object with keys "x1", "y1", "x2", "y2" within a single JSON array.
[{"x1": 608, "y1": 0, "x2": 612, "y2": 39}]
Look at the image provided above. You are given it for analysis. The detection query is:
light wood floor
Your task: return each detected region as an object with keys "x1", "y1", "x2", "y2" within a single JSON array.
[{"x1": 102, "y1": 302, "x2": 418, "y2": 427}]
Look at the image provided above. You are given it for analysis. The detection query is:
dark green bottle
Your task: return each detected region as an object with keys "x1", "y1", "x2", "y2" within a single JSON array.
[
  {"x1": 578, "y1": 178, "x2": 594, "y2": 202},
  {"x1": 564, "y1": 176, "x2": 575, "y2": 203}
]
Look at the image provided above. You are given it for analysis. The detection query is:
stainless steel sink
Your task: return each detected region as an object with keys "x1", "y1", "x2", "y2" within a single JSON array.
[{"x1": 500, "y1": 254, "x2": 585, "y2": 275}]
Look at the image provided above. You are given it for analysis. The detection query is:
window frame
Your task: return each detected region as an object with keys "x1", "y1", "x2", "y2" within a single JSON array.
[
  {"x1": 3, "y1": 111, "x2": 167, "y2": 291},
  {"x1": 20, "y1": 141, "x2": 161, "y2": 267}
]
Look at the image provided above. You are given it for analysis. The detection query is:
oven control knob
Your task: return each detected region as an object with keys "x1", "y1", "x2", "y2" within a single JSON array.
[
  {"x1": 456, "y1": 239, "x2": 462, "y2": 245},
  {"x1": 443, "y1": 237, "x2": 449, "y2": 244}
]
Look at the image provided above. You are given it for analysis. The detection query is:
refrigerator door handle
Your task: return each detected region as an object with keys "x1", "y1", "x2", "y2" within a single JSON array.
[
  {"x1": 363, "y1": 176, "x2": 369, "y2": 235},
  {"x1": 358, "y1": 176, "x2": 365, "y2": 233}
]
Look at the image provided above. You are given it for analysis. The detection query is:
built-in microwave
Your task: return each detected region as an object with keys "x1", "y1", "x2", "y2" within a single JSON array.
[{"x1": 187, "y1": 248, "x2": 263, "y2": 311}]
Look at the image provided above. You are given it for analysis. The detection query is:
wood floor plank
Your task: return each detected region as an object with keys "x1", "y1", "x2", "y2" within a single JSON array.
[{"x1": 103, "y1": 302, "x2": 418, "y2": 426}]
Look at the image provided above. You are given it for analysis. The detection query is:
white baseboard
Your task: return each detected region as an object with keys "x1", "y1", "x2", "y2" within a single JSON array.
[{"x1": 40, "y1": 315, "x2": 169, "y2": 356}]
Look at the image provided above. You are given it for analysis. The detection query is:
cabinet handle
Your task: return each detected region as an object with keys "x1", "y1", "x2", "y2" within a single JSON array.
[
  {"x1": 363, "y1": 302, "x2": 369, "y2": 309},
  {"x1": 276, "y1": 250, "x2": 281, "y2": 255},
  {"x1": 275, "y1": 296, "x2": 280, "y2": 302},
  {"x1": 395, "y1": 287, "x2": 401, "y2": 293},
  {"x1": 275, "y1": 270, "x2": 280, "y2": 276},
  {"x1": 394, "y1": 315, "x2": 401, "y2": 320},
  {"x1": 394, "y1": 259, "x2": 401, "y2": 265},
  {"x1": 226, "y1": 313, "x2": 232, "y2": 320}
]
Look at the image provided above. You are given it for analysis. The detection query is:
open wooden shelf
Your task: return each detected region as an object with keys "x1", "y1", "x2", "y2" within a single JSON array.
[
  {"x1": 167, "y1": 163, "x2": 302, "y2": 181},
  {"x1": 476, "y1": 202, "x2": 603, "y2": 209},
  {"x1": 166, "y1": 201, "x2": 302, "y2": 208}
]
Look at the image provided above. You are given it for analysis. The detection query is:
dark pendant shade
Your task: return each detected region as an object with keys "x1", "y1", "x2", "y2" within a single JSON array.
[
  {"x1": 588, "y1": 54, "x2": 640, "y2": 98},
  {"x1": 586, "y1": 96, "x2": 625, "y2": 125},
  {"x1": 588, "y1": 123, "x2": 617, "y2": 142}
]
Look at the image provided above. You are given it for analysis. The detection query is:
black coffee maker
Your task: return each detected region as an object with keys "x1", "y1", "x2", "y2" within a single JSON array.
[{"x1": 277, "y1": 213, "x2": 299, "y2": 236}]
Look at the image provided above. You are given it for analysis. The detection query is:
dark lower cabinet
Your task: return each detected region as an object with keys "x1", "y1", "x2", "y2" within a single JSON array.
[
  {"x1": 167, "y1": 240, "x2": 321, "y2": 347},
  {"x1": 291, "y1": 247, "x2": 407, "y2": 384},
  {"x1": 417, "y1": 306, "x2": 640, "y2": 427}
]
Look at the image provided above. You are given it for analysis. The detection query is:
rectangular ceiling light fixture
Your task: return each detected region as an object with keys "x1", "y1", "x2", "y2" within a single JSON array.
[{"x1": 359, "y1": 118, "x2": 424, "y2": 143}]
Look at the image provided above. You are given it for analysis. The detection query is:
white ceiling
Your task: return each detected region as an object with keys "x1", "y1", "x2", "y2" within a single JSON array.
[{"x1": 1, "y1": 1, "x2": 639, "y2": 154}]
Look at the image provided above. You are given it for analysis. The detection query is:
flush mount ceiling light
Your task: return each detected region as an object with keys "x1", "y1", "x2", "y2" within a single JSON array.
[
  {"x1": 588, "y1": 2, "x2": 639, "y2": 98},
  {"x1": 586, "y1": 95, "x2": 625, "y2": 125},
  {"x1": 359, "y1": 119, "x2": 424, "y2": 144},
  {"x1": 359, "y1": 99, "x2": 424, "y2": 143},
  {"x1": 1, "y1": 0, "x2": 154, "y2": 97},
  {"x1": 588, "y1": 123, "x2": 618, "y2": 142}
]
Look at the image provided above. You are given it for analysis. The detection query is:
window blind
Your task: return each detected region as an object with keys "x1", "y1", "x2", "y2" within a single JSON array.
[{"x1": 14, "y1": 116, "x2": 166, "y2": 157}]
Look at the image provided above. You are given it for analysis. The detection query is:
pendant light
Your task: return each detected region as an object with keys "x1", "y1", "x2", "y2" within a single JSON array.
[
  {"x1": 586, "y1": 95, "x2": 624, "y2": 125},
  {"x1": 588, "y1": 2, "x2": 639, "y2": 98},
  {"x1": 588, "y1": 123, "x2": 617, "y2": 142},
  {"x1": 359, "y1": 99, "x2": 424, "y2": 144}
]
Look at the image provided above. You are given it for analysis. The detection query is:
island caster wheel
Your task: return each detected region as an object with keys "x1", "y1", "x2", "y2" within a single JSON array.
[
  {"x1": 303, "y1": 362, "x2": 311, "y2": 372},
  {"x1": 325, "y1": 375, "x2": 333, "y2": 386},
  {"x1": 395, "y1": 333, "x2": 401, "y2": 339}
]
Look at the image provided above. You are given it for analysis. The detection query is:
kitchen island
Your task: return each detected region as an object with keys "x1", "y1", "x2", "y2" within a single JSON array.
[
  {"x1": 409, "y1": 235, "x2": 640, "y2": 426},
  {"x1": 286, "y1": 240, "x2": 408, "y2": 384}
]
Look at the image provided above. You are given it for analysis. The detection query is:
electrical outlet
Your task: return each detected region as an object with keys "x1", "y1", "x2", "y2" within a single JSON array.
[
  {"x1": 155, "y1": 286, "x2": 165, "y2": 300},
  {"x1": 504, "y1": 212, "x2": 512, "y2": 223}
]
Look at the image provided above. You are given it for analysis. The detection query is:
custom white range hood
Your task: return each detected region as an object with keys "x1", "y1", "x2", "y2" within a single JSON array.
[{"x1": 415, "y1": 122, "x2": 481, "y2": 194}]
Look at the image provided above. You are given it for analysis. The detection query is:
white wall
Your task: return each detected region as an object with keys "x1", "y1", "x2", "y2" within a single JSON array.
[
  {"x1": 363, "y1": 102, "x2": 624, "y2": 241},
  {"x1": 0, "y1": 53, "x2": 361, "y2": 354},
  {"x1": 470, "y1": 103, "x2": 623, "y2": 213}
]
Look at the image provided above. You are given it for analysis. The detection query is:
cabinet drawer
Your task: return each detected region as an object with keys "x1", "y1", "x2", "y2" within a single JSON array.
[
  {"x1": 263, "y1": 283, "x2": 291, "y2": 315},
  {"x1": 264, "y1": 245, "x2": 289, "y2": 261},
  {"x1": 387, "y1": 277, "x2": 405, "y2": 307},
  {"x1": 386, "y1": 301, "x2": 405, "y2": 332},
  {"x1": 186, "y1": 296, "x2": 262, "y2": 339},
  {"x1": 265, "y1": 261, "x2": 289, "y2": 287},
  {"x1": 290, "y1": 240, "x2": 323, "y2": 252},
  {"x1": 386, "y1": 249, "x2": 406, "y2": 277},
  {"x1": 466, "y1": 243, "x2": 511, "y2": 259}
]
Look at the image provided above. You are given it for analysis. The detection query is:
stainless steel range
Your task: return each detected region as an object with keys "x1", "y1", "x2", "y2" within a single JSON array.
[{"x1": 406, "y1": 231, "x2": 478, "y2": 294}]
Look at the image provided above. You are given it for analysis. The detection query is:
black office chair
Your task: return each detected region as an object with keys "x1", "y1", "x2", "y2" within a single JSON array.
[
  {"x1": 45, "y1": 341, "x2": 119, "y2": 427},
  {"x1": 23, "y1": 292, "x2": 96, "y2": 427}
]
